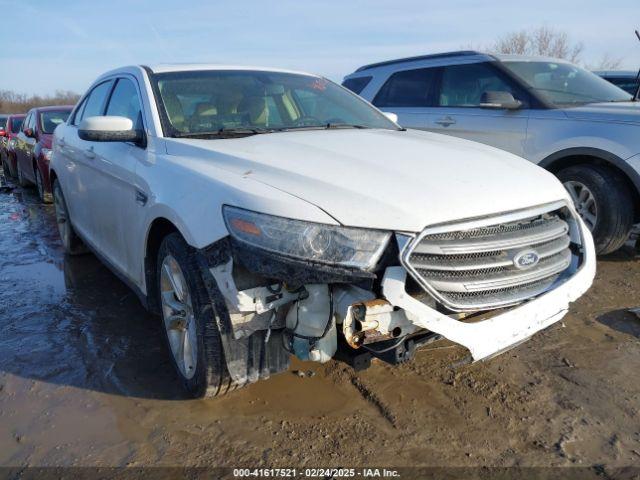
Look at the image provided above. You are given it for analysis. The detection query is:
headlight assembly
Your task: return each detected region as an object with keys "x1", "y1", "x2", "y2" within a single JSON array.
[
  {"x1": 223, "y1": 206, "x2": 391, "y2": 270},
  {"x1": 42, "y1": 148, "x2": 52, "y2": 161},
  {"x1": 9, "y1": 139, "x2": 16, "y2": 149}
]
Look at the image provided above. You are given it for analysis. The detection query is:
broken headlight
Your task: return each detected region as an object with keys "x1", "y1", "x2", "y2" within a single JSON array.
[{"x1": 223, "y1": 206, "x2": 391, "y2": 270}]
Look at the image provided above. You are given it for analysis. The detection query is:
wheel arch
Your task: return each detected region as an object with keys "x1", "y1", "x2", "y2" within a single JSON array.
[{"x1": 540, "y1": 148, "x2": 640, "y2": 221}]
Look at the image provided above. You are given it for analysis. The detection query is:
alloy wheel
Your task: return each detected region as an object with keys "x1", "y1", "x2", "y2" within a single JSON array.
[
  {"x1": 36, "y1": 169, "x2": 45, "y2": 201},
  {"x1": 564, "y1": 180, "x2": 598, "y2": 231},
  {"x1": 53, "y1": 186, "x2": 72, "y2": 248},
  {"x1": 160, "y1": 255, "x2": 198, "y2": 380}
]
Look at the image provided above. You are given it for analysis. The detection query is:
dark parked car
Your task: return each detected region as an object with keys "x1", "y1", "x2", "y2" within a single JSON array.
[
  {"x1": 15, "y1": 106, "x2": 72, "y2": 202},
  {"x1": 594, "y1": 70, "x2": 638, "y2": 95},
  {"x1": 0, "y1": 114, "x2": 25, "y2": 178}
]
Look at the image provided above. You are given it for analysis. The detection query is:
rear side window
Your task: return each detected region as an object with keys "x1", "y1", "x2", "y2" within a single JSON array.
[
  {"x1": 10, "y1": 118, "x2": 24, "y2": 133},
  {"x1": 79, "y1": 80, "x2": 114, "y2": 123},
  {"x1": 106, "y1": 78, "x2": 143, "y2": 128},
  {"x1": 373, "y1": 67, "x2": 439, "y2": 107},
  {"x1": 342, "y1": 76, "x2": 372, "y2": 95}
]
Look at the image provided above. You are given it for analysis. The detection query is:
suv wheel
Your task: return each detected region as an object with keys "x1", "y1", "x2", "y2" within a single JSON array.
[
  {"x1": 52, "y1": 179, "x2": 87, "y2": 255},
  {"x1": 16, "y1": 162, "x2": 29, "y2": 187},
  {"x1": 35, "y1": 167, "x2": 52, "y2": 203},
  {"x1": 157, "y1": 233, "x2": 232, "y2": 398},
  {"x1": 558, "y1": 165, "x2": 633, "y2": 255}
]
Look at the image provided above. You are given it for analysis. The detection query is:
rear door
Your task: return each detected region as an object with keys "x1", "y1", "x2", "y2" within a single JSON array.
[
  {"x1": 86, "y1": 76, "x2": 147, "y2": 279},
  {"x1": 371, "y1": 66, "x2": 441, "y2": 129},
  {"x1": 427, "y1": 62, "x2": 531, "y2": 157}
]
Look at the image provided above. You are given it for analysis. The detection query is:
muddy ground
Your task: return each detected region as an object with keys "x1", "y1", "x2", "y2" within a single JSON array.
[{"x1": 1, "y1": 177, "x2": 640, "y2": 477}]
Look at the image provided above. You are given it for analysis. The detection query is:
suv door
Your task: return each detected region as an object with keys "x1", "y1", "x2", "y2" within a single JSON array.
[
  {"x1": 372, "y1": 66, "x2": 441, "y2": 129},
  {"x1": 58, "y1": 80, "x2": 114, "y2": 246},
  {"x1": 87, "y1": 76, "x2": 147, "y2": 279},
  {"x1": 428, "y1": 62, "x2": 530, "y2": 156}
]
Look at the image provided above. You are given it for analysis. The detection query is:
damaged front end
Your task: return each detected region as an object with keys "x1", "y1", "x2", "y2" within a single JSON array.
[{"x1": 195, "y1": 200, "x2": 595, "y2": 388}]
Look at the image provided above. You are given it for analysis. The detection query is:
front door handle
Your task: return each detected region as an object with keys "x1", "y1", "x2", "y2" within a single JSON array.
[
  {"x1": 84, "y1": 146, "x2": 95, "y2": 159},
  {"x1": 435, "y1": 116, "x2": 456, "y2": 127},
  {"x1": 58, "y1": 138, "x2": 66, "y2": 147}
]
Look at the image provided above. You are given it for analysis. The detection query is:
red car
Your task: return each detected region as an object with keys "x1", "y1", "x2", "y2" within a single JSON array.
[
  {"x1": 15, "y1": 106, "x2": 72, "y2": 202},
  {"x1": 0, "y1": 114, "x2": 25, "y2": 178}
]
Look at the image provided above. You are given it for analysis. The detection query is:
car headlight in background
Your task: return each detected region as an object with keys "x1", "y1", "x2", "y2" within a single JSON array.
[
  {"x1": 223, "y1": 206, "x2": 391, "y2": 270},
  {"x1": 8, "y1": 139, "x2": 16, "y2": 149},
  {"x1": 41, "y1": 148, "x2": 52, "y2": 161}
]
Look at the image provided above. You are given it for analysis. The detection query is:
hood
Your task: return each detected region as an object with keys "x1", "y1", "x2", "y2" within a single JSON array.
[
  {"x1": 562, "y1": 102, "x2": 640, "y2": 124},
  {"x1": 39, "y1": 133, "x2": 53, "y2": 149},
  {"x1": 165, "y1": 129, "x2": 569, "y2": 232}
]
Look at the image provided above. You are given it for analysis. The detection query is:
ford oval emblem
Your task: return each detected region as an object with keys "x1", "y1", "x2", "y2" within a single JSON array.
[{"x1": 513, "y1": 250, "x2": 540, "y2": 270}]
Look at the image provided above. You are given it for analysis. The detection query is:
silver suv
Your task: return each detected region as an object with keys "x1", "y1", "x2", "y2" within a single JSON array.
[{"x1": 344, "y1": 51, "x2": 640, "y2": 254}]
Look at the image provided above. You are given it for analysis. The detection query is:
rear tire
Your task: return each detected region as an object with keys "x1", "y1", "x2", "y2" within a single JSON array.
[
  {"x1": 35, "y1": 167, "x2": 52, "y2": 203},
  {"x1": 17, "y1": 161, "x2": 29, "y2": 187},
  {"x1": 157, "y1": 232, "x2": 232, "y2": 398},
  {"x1": 557, "y1": 165, "x2": 634, "y2": 255},
  {"x1": 52, "y1": 179, "x2": 87, "y2": 255}
]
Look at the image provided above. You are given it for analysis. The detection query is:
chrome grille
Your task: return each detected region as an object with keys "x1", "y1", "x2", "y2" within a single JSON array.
[{"x1": 402, "y1": 203, "x2": 578, "y2": 311}]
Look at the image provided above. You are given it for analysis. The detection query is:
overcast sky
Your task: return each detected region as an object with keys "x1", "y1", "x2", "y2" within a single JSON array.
[{"x1": 1, "y1": 0, "x2": 638, "y2": 95}]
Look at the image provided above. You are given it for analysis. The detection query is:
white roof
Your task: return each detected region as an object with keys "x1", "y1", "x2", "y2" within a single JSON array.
[{"x1": 146, "y1": 63, "x2": 318, "y2": 77}]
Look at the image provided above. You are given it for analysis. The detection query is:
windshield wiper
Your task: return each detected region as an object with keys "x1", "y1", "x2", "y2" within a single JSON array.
[
  {"x1": 324, "y1": 123, "x2": 370, "y2": 129},
  {"x1": 172, "y1": 127, "x2": 275, "y2": 139}
]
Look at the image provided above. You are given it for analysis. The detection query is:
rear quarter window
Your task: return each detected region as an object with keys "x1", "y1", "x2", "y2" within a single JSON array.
[{"x1": 342, "y1": 76, "x2": 372, "y2": 95}]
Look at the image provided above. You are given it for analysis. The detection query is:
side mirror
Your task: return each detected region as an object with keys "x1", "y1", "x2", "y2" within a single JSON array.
[
  {"x1": 383, "y1": 112, "x2": 399, "y2": 123},
  {"x1": 25, "y1": 128, "x2": 35, "y2": 138},
  {"x1": 479, "y1": 91, "x2": 522, "y2": 110},
  {"x1": 78, "y1": 116, "x2": 144, "y2": 144}
]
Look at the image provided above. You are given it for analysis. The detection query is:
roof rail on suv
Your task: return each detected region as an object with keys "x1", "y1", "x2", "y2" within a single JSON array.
[{"x1": 354, "y1": 50, "x2": 484, "y2": 72}]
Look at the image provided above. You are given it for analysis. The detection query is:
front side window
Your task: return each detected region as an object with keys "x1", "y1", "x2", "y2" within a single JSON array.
[
  {"x1": 373, "y1": 68, "x2": 439, "y2": 107},
  {"x1": 153, "y1": 70, "x2": 398, "y2": 137},
  {"x1": 106, "y1": 78, "x2": 143, "y2": 128},
  {"x1": 79, "y1": 80, "x2": 114, "y2": 122},
  {"x1": 503, "y1": 61, "x2": 632, "y2": 106},
  {"x1": 40, "y1": 110, "x2": 71, "y2": 134},
  {"x1": 439, "y1": 63, "x2": 522, "y2": 107}
]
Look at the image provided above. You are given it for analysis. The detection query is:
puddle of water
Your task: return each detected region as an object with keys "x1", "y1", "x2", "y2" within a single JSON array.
[{"x1": 1, "y1": 261, "x2": 67, "y2": 299}]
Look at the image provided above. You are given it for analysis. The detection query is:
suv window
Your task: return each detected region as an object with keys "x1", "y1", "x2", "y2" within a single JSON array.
[
  {"x1": 10, "y1": 117, "x2": 24, "y2": 133},
  {"x1": 106, "y1": 78, "x2": 143, "y2": 128},
  {"x1": 373, "y1": 68, "x2": 439, "y2": 107},
  {"x1": 342, "y1": 76, "x2": 372, "y2": 95},
  {"x1": 439, "y1": 63, "x2": 521, "y2": 107},
  {"x1": 79, "y1": 80, "x2": 114, "y2": 122}
]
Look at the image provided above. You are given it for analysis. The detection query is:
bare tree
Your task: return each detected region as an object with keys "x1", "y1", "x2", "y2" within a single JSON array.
[
  {"x1": 493, "y1": 26, "x2": 584, "y2": 63},
  {"x1": 0, "y1": 89, "x2": 80, "y2": 114},
  {"x1": 589, "y1": 52, "x2": 624, "y2": 71}
]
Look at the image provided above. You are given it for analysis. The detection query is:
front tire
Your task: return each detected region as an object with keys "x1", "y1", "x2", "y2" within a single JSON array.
[
  {"x1": 558, "y1": 165, "x2": 634, "y2": 255},
  {"x1": 52, "y1": 179, "x2": 87, "y2": 255},
  {"x1": 157, "y1": 233, "x2": 232, "y2": 398}
]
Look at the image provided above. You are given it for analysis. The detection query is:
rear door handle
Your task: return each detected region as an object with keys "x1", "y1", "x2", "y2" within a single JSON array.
[
  {"x1": 435, "y1": 116, "x2": 456, "y2": 127},
  {"x1": 84, "y1": 146, "x2": 95, "y2": 159}
]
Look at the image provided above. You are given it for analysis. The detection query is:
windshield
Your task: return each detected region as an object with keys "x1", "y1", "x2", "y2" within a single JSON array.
[
  {"x1": 503, "y1": 61, "x2": 633, "y2": 106},
  {"x1": 40, "y1": 110, "x2": 71, "y2": 134},
  {"x1": 153, "y1": 70, "x2": 398, "y2": 137}
]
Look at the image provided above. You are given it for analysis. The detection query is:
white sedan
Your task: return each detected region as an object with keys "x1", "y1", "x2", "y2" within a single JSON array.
[{"x1": 50, "y1": 64, "x2": 595, "y2": 398}]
